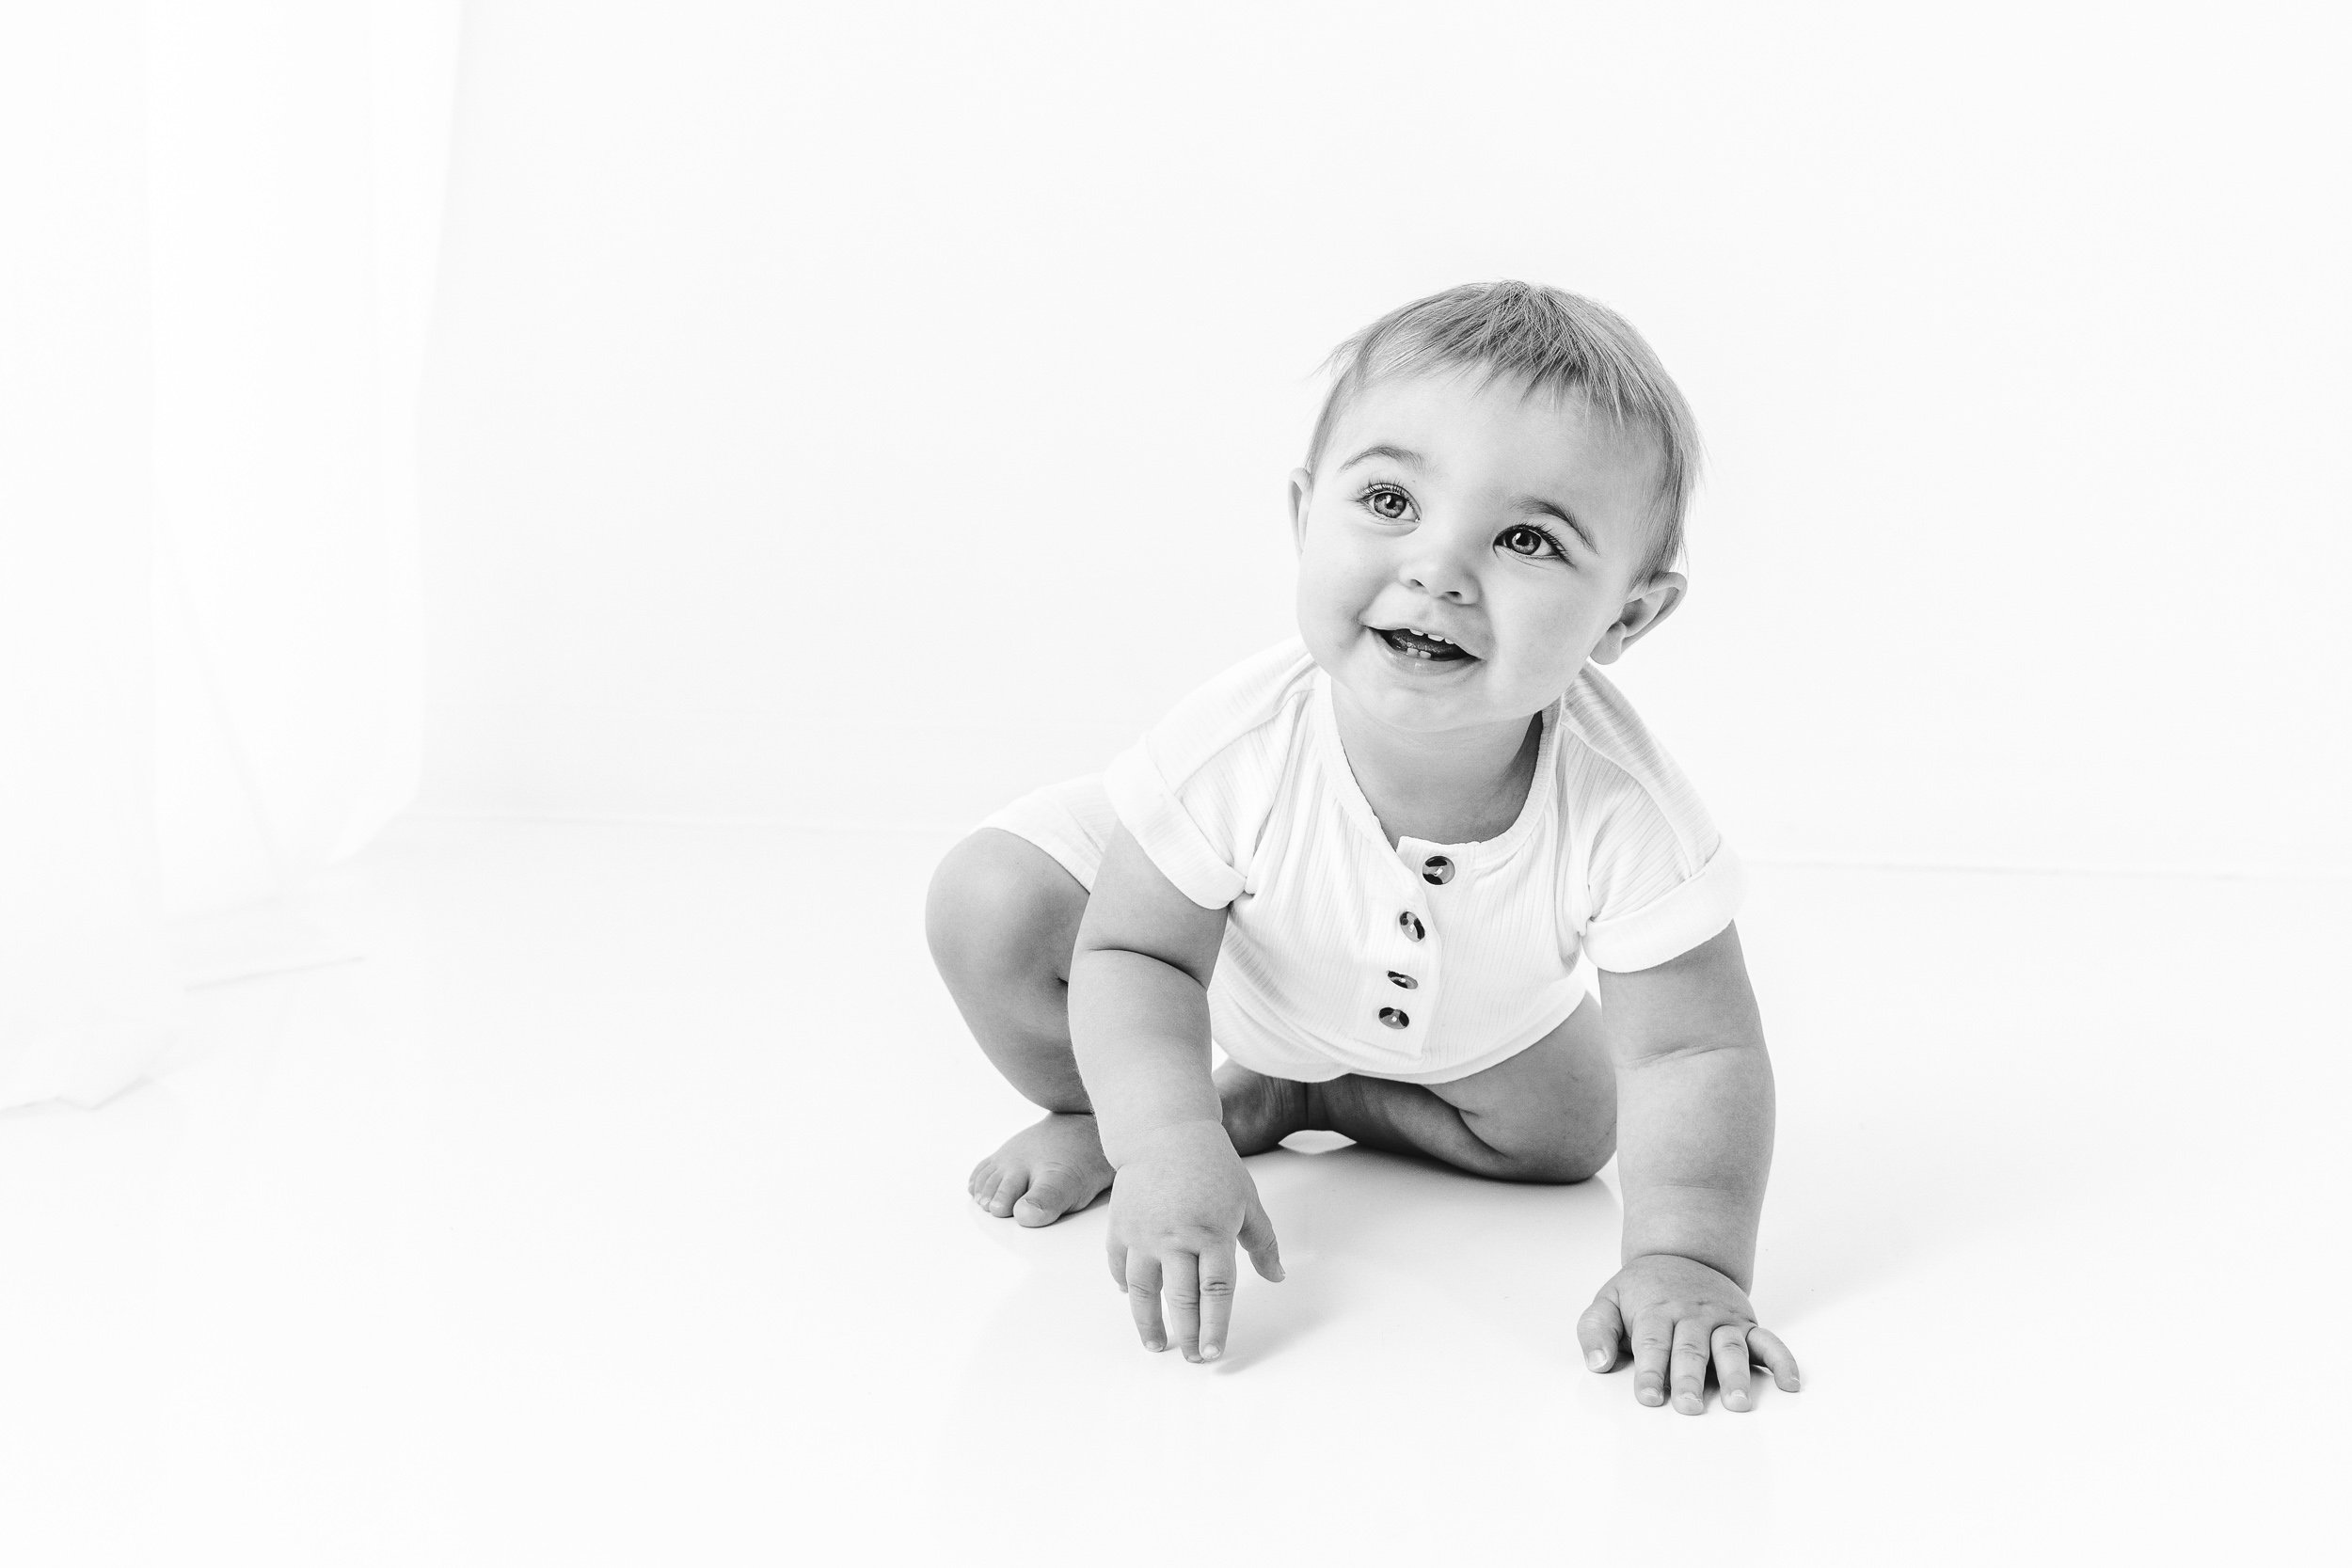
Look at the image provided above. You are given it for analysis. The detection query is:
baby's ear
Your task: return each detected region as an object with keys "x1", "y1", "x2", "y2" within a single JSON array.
[
  {"x1": 1591, "y1": 572, "x2": 1687, "y2": 665},
  {"x1": 1287, "y1": 467, "x2": 1314, "y2": 553}
]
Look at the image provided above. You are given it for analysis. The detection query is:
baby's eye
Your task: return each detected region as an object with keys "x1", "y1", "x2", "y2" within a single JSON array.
[
  {"x1": 1500, "y1": 523, "x2": 1565, "y2": 560},
  {"x1": 1359, "y1": 484, "x2": 1414, "y2": 522}
]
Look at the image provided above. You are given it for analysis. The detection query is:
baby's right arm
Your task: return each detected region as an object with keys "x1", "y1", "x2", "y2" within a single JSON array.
[{"x1": 1069, "y1": 826, "x2": 1284, "y2": 1363}]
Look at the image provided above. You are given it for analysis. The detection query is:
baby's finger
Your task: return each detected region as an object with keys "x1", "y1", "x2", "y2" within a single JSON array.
[
  {"x1": 1197, "y1": 1239, "x2": 1238, "y2": 1361},
  {"x1": 1712, "y1": 1323, "x2": 1756, "y2": 1412},
  {"x1": 1106, "y1": 1241, "x2": 1129, "y2": 1293},
  {"x1": 1576, "y1": 1295, "x2": 1625, "y2": 1373},
  {"x1": 1161, "y1": 1251, "x2": 1203, "y2": 1362},
  {"x1": 1669, "y1": 1319, "x2": 1712, "y2": 1414},
  {"x1": 1237, "y1": 1189, "x2": 1285, "y2": 1282},
  {"x1": 1124, "y1": 1254, "x2": 1167, "y2": 1353},
  {"x1": 1748, "y1": 1325, "x2": 1802, "y2": 1392},
  {"x1": 1629, "y1": 1309, "x2": 1675, "y2": 1406}
]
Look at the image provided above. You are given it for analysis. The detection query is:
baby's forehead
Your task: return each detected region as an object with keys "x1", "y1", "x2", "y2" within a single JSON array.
[{"x1": 1325, "y1": 367, "x2": 1666, "y2": 485}]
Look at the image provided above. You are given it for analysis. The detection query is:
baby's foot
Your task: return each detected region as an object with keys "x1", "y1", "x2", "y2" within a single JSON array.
[
  {"x1": 968, "y1": 1112, "x2": 1115, "y2": 1227},
  {"x1": 1216, "y1": 1060, "x2": 1311, "y2": 1156}
]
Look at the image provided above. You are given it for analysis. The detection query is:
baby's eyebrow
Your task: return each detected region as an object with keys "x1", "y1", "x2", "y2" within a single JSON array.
[{"x1": 1337, "y1": 444, "x2": 1423, "y2": 472}]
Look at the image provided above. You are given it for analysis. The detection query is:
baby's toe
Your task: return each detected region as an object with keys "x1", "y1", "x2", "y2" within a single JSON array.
[
  {"x1": 1011, "y1": 1162, "x2": 1089, "y2": 1227},
  {"x1": 981, "y1": 1171, "x2": 1025, "y2": 1218}
]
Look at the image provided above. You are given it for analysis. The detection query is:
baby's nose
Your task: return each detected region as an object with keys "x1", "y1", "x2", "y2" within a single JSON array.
[{"x1": 1399, "y1": 553, "x2": 1475, "y2": 602}]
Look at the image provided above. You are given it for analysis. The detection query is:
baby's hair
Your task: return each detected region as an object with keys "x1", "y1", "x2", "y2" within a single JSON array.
[{"x1": 1306, "y1": 280, "x2": 1702, "y2": 583}]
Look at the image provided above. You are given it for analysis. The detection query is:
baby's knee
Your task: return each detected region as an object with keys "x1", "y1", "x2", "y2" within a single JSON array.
[
  {"x1": 925, "y1": 830, "x2": 1087, "y2": 988},
  {"x1": 1492, "y1": 1121, "x2": 1616, "y2": 1185}
]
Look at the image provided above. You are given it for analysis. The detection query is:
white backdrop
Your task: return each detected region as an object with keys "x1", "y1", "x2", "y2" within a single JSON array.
[
  {"x1": 1, "y1": 2, "x2": 459, "y2": 1109},
  {"x1": 418, "y1": 0, "x2": 2351, "y2": 879}
]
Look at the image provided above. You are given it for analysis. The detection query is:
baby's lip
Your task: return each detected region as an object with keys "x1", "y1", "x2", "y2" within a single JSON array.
[{"x1": 1370, "y1": 622, "x2": 1480, "y2": 659}]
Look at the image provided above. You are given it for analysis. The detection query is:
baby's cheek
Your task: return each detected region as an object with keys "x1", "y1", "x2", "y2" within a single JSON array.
[
  {"x1": 1527, "y1": 601, "x2": 1605, "y2": 665},
  {"x1": 1293, "y1": 557, "x2": 1359, "y2": 631}
]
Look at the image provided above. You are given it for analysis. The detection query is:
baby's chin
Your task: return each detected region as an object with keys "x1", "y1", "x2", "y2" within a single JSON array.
[
  {"x1": 1317, "y1": 635, "x2": 1559, "y2": 734},
  {"x1": 1331, "y1": 684, "x2": 1549, "y2": 746}
]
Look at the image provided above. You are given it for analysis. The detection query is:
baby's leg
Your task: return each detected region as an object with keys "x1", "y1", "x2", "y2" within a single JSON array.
[
  {"x1": 925, "y1": 828, "x2": 1305, "y2": 1225},
  {"x1": 926, "y1": 829, "x2": 1109, "y2": 1226},
  {"x1": 1305, "y1": 995, "x2": 1618, "y2": 1182}
]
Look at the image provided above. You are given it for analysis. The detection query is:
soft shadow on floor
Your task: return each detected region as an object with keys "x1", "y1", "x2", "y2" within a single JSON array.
[
  {"x1": 958, "y1": 1132, "x2": 1624, "y2": 1377},
  {"x1": 8, "y1": 820, "x2": 2316, "y2": 1566}
]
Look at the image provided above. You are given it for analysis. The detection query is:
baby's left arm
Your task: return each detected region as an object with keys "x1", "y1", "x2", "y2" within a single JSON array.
[{"x1": 1579, "y1": 922, "x2": 1802, "y2": 1414}]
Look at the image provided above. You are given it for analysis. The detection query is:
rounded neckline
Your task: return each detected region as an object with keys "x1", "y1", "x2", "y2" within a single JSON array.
[{"x1": 1308, "y1": 667, "x2": 1563, "y2": 866}]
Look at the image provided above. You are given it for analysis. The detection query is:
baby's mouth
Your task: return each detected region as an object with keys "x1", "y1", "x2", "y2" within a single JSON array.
[{"x1": 1375, "y1": 626, "x2": 1474, "y2": 662}]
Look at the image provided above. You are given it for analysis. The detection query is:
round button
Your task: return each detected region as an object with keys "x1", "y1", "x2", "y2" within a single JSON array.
[
  {"x1": 1422, "y1": 855, "x2": 1454, "y2": 885},
  {"x1": 1387, "y1": 971, "x2": 1417, "y2": 990},
  {"x1": 1398, "y1": 911, "x2": 1424, "y2": 941},
  {"x1": 1378, "y1": 1007, "x2": 1409, "y2": 1029}
]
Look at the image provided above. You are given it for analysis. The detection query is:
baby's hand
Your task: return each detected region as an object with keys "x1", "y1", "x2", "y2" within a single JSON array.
[
  {"x1": 1577, "y1": 1253, "x2": 1800, "y2": 1414},
  {"x1": 1104, "y1": 1120, "x2": 1283, "y2": 1362}
]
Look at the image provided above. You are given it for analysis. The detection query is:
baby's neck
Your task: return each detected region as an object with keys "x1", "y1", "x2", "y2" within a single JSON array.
[{"x1": 1329, "y1": 699, "x2": 1542, "y2": 849}]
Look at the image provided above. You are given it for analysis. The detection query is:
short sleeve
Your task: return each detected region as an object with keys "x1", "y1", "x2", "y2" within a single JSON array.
[
  {"x1": 1580, "y1": 821, "x2": 1748, "y2": 973},
  {"x1": 1101, "y1": 740, "x2": 1248, "y2": 909},
  {"x1": 1098, "y1": 641, "x2": 1314, "y2": 911},
  {"x1": 1557, "y1": 667, "x2": 1748, "y2": 973}
]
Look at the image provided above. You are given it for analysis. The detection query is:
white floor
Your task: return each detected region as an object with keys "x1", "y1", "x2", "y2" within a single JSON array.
[{"x1": 1, "y1": 817, "x2": 2341, "y2": 1566}]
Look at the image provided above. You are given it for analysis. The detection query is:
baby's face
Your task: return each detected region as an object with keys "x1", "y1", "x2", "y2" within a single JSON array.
[{"x1": 1291, "y1": 369, "x2": 1684, "y2": 736}]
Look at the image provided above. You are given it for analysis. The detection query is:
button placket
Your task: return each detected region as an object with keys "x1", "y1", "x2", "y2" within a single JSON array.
[
  {"x1": 1377, "y1": 842, "x2": 1443, "y2": 1042},
  {"x1": 1381, "y1": 887, "x2": 1434, "y2": 1036}
]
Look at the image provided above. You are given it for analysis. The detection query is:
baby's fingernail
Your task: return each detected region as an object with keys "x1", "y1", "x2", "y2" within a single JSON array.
[
  {"x1": 1587, "y1": 1350, "x2": 1608, "y2": 1370},
  {"x1": 1202, "y1": 1344, "x2": 1220, "y2": 1360},
  {"x1": 1725, "y1": 1390, "x2": 1748, "y2": 1409},
  {"x1": 1145, "y1": 1339, "x2": 1163, "y2": 1353}
]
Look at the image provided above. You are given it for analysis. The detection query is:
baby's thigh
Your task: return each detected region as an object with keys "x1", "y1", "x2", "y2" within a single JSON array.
[{"x1": 1430, "y1": 995, "x2": 1617, "y2": 1181}]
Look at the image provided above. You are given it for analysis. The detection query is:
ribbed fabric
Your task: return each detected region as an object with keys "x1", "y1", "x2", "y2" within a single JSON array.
[{"x1": 984, "y1": 638, "x2": 1744, "y2": 1085}]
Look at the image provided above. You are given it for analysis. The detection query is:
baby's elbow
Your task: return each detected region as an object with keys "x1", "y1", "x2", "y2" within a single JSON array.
[
  {"x1": 1071, "y1": 938, "x2": 1212, "y2": 996},
  {"x1": 1619, "y1": 1030, "x2": 1768, "y2": 1072}
]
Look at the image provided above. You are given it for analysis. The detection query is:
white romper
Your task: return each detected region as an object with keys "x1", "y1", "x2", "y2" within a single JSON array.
[{"x1": 978, "y1": 638, "x2": 1746, "y2": 1085}]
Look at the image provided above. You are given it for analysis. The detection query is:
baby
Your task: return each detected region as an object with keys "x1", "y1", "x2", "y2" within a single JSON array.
[{"x1": 926, "y1": 281, "x2": 1799, "y2": 1415}]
